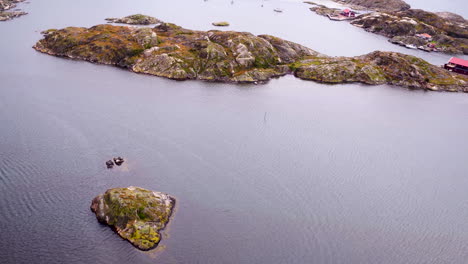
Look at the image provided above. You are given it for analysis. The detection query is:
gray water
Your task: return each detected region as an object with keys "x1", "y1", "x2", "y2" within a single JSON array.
[{"x1": 1, "y1": 0, "x2": 468, "y2": 263}]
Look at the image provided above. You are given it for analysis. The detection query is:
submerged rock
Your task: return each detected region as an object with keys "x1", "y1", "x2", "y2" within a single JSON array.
[
  {"x1": 105, "y1": 14, "x2": 162, "y2": 25},
  {"x1": 91, "y1": 187, "x2": 175, "y2": 250},
  {"x1": 33, "y1": 20, "x2": 468, "y2": 91}
]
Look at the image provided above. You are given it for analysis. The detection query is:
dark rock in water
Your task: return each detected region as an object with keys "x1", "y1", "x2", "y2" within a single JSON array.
[
  {"x1": 33, "y1": 20, "x2": 468, "y2": 91},
  {"x1": 105, "y1": 14, "x2": 162, "y2": 25},
  {"x1": 90, "y1": 187, "x2": 175, "y2": 250},
  {"x1": 105, "y1": 160, "x2": 114, "y2": 169}
]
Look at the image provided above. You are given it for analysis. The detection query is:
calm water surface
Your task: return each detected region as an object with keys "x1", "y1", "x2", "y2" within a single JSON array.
[{"x1": 1, "y1": 1, "x2": 468, "y2": 263}]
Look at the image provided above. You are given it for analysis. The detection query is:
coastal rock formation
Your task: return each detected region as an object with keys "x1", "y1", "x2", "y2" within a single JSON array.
[
  {"x1": 293, "y1": 51, "x2": 467, "y2": 91},
  {"x1": 90, "y1": 187, "x2": 175, "y2": 250},
  {"x1": 105, "y1": 14, "x2": 162, "y2": 25},
  {"x1": 33, "y1": 21, "x2": 468, "y2": 91},
  {"x1": 351, "y1": 9, "x2": 468, "y2": 54},
  {"x1": 0, "y1": 0, "x2": 27, "y2": 21},
  {"x1": 212, "y1": 21, "x2": 230, "y2": 27},
  {"x1": 305, "y1": 2, "x2": 357, "y2": 21},
  {"x1": 332, "y1": 0, "x2": 410, "y2": 12}
]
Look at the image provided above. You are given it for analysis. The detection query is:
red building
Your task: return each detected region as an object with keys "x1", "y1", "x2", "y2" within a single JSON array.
[
  {"x1": 444, "y1": 57, "x2": 468, "y2": 75},
  {"x1": 341, "y1": 9, "x2": 356, "y2": 17},
  {"x1": 416, "y1": 33, "x2": 432, "y2": 40}
]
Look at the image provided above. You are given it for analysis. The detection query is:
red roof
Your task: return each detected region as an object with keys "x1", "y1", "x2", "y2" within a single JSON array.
[
  {"x1": 449, "y1": 57, "x2": 468, "y2": 67},
  {"x1": 343, "y1": 9, "x2": 351, "y2": 13},
  {"x1": 419, "y1": 33, "x2": 432, "y2": 38}
]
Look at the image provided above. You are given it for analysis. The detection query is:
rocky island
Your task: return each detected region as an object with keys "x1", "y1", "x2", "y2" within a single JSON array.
[
  {"x1": 105, "y1": 14, "x2": 162, "y2": 25},
  {"x1": 331, "y1": 0, "x2": 410, "y2": 12},
  {"x1": 351, "y1": 9, "x2": 468, "y2": 54},
  {"x1": 91, "y1": 186, "x2": 175, "y2": 250},
  {"x1": 0, "y1": 0, "x2": 27, "y2": 21},
  {"x1": 307, "y1": 1, "x2": 467, "y2": 55},
  {"x1": 33, "y1": 20, "x2": 467, "y2": 91}
]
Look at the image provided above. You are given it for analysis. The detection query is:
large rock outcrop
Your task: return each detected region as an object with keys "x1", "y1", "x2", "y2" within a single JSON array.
[
  {"x1": 293, "y1": 51, "x2": 467, "y2": 91},
  {"x1": 351, "y1": 9, "x2": 468, "y2": 54},
  {"x1": 91, "y1": 187, "x2": 175, "y2": 251},
  {"x1": 33, "y1": 20, "x2": 468, "y2": 92},
  {"x1": 332, "y1": 0, "x2": 410, "y2": 12}
]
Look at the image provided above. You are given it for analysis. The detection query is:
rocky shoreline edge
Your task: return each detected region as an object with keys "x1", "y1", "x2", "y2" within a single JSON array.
[
  {"x1": 33, "y1": 19, "x2": 467, "y2": 92},
  {"x1": 305, "y1": 1, "x2": 467, "y2": 55},
  {"x1": 91, "y1": 187, "x2": 176, "y2": 251},
  {"x1": 0, "y1": 0, "x2": 27, "y2": 21}
]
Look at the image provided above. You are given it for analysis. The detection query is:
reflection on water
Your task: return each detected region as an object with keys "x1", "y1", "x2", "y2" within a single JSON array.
[{"x1": 1, "y1": 1, "x2": 468, "y2": 263}]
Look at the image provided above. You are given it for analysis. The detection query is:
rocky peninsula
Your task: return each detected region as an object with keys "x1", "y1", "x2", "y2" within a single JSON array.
[
  {"x1": 306, "y1": 1, "x2": 467, "y2": 55},
  {"x1": 33, "y1": 20, "x2": 467, "y2": 91},
  {"x1": 351, "y1": 9, "x2": 468, "y2": 54},
  {"x1": 0, "y1": 0, "x2": 27, "y2": 21},
  {"x1": 91, "y1": 186, "x2": 175, "y2": 251},
  {"x1": 331, "y1": 0, "x2": 410, "y2": 12}
]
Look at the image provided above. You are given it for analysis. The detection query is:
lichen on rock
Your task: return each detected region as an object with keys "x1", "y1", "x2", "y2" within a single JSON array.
[
  {"x1": 350, "y1": 9, "x2": 468, "y2": 55},
  {"x1": 212, "y1": 21, "x2": 230, "y2": 27},
  {"x1": 0, "y1": 0, "x2": 27, "y2": 21},
  {"x1": 331, "y1": 0, "x2": 410, "y2": 12},
  {"x1": 90, "y1": 186, "x2": 175, "y2": 251},
  {"x1": 33, "y1": 19, "x2": 468, "y2": 92}
]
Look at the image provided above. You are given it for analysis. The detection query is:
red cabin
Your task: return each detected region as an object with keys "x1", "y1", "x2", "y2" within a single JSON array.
[
  {"x1": 341, "y1": 9, "x2": 356, "y2": 17},
  {"x1": 444, "y1": 57, "x2": 468, "y2": 75}
]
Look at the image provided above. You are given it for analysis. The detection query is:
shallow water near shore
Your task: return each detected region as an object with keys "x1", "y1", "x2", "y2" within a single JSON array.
[{"x1": 1, "y1": 1, "x2": 468, "y2": 263}]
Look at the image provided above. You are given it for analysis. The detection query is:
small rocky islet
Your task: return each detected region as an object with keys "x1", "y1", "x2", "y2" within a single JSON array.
[
  {"x1": 33, "y1": 19, "x2": 467, "y2": 91},
  {"x1": 0, "y1": 0, "x2": 27, "y2": 21},
  {"x1": 91, "y1": 186, "x2": 175, "y2": 251},
  {"x1": 212, "y1": 21, "x2": 230, "y2": 27}
]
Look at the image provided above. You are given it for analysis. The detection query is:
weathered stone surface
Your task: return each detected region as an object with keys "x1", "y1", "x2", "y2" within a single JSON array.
[
  {"x1": 351, "y1": 9, "x2": 468, "y2": 54},
  {"x1": 0, "y1": 0, "x2": 27, "y2": 21},
  {"x1": 331, "y1": 0, "x2": 410, "y2": 12},
  {"x1": 90, "y1": 186, "x2": 175, "y2": 251},
  {"x1": 105, "y1": 14, "x2": 162, "y2": 25},
  {"x1": 293, "y1": 51, "x2": 467, "y2": 91},
  {"x1": 33, "y1": 20, "x2": 468, "y2": 91}
]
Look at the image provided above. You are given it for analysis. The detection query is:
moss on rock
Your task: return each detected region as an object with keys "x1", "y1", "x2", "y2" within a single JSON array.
[
  {"x1": 90, "y1": 187, "x2": 175, "y2": 251},
  {"x1": 212, "y1": 21, "x2": 230, "y2": 27},
  {"x1": 33, "y1": 19, "x2": 467, "y2": 91}
]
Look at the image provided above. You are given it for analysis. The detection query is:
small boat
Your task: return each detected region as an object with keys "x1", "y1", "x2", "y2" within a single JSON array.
[
  {"x1": 113, "y1": 157, "x2": 125, "y2": 166},
  {"x1": 274, "y1": 8, "x2": 283, "y2": 13},
  {"x1": 405, "y1": 44, "x2": 417, "y2": 49},
  {"x1": 106, "y1": 160, "x2": 114, "y2": 169}
]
